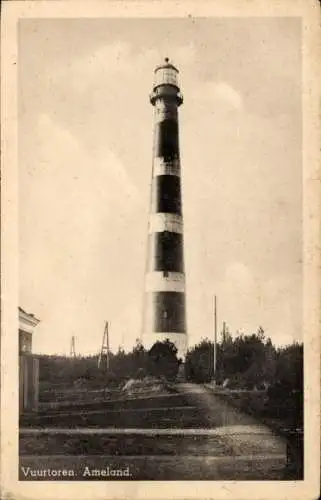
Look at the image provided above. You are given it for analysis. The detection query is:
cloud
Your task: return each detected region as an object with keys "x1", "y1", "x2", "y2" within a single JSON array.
[
  {"x1": 225, "y1": 261, "x2": 254, "y2": 287},
  {"x1": 53, "y1": 41, "x2": 155, "y2": 96},
  {"x1": 55, "y1": 41, "x2": 133, "y2": 94},
  {"x1": 190, "y1": 81, "x2": 243, "y2": 111},
  {"x1": 211, "y1": 82, "x2": 244, "y2": 110},
  {"x1": 20, "y1": 113, "x2": 145, "y2": 355},
  {"x1": 35, "y1": 113, "x2": 140, "y2": 204},
  {"x1": 52, "y1": 40, "x2": 197, "y2": 101}
]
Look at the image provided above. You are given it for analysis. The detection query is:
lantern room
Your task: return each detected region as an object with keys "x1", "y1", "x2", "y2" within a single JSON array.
[{"x1": 150, "y1": 58, "x2": 183, "y2": 106}]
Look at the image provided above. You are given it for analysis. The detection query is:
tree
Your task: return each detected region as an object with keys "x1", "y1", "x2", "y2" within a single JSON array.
[
  {"x1": 257, "y1": 326, "x2": 265, "y2": 341},
  {"x1": 147, "y1": 339, "x2": 179, "y2": 381},
  {"x1": 185, "y1": 339, "x2": 213, "y2": 383},
  {"x1": 184, "y1": 328, "x2": 281, "y2": 389}
]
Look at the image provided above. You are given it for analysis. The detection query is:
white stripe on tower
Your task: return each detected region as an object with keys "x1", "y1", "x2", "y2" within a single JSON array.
[
  {"x1": 148, "y1": 213, "x2": 183, "y2": 234},
  {"x1": 153, "y1": 158, "x2": 180, "y2": 177},
  {"x1": 145, "y1": 271, "x2": 185, "y2": 293}
]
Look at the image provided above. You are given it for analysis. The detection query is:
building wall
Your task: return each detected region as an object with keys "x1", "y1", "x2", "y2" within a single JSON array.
[
  {"x1": 19, "y1": 355, "x2": 39, "y2": 412},
  {"x1": 19, "y1": 308, "x2": 40, "y2": 413}
]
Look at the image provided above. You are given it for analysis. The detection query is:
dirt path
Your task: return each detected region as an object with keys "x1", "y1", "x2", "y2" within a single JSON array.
[{"x1": 176, "y1": 383, "x2": 287, "y2": 457}]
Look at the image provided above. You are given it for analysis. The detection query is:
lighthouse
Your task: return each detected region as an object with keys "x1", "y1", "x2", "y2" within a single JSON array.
[{"x1": 142, "y1": 58, "x2": 187, "y2": 360}]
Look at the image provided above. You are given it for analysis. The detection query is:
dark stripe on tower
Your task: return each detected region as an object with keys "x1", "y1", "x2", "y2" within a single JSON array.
[
  {"x1": 151, "y1": 175, "x2": 181, "y2": 215},
  {"x1": 144, "y1": 291, "x2": 186, "y2": 333},
  {"x1": 147, "y1": 232, "x2": 184, "y2": 273},
  {"x1": 154, "y1": 119, "x2": 179, "y2": 160}
]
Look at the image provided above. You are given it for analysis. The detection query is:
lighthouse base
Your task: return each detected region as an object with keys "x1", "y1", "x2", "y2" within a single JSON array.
[{"x1": 142, "y1": 332, "x2": 187, "y2": 361}]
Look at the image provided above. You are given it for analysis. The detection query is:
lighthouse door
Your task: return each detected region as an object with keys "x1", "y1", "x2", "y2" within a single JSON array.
[{"x1": 163, "y1": 310, "x2": 168, "y2": 331}]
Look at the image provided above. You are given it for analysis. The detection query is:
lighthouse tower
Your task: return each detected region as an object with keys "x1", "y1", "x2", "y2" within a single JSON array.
[{"x1": 142, "y1": 58, "x2": 187, "y2": 360}]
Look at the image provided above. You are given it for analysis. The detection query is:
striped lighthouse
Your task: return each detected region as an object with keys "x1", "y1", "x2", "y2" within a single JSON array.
[{"x1": 142, "y1": 58, "x2": 187, "y2": 360}]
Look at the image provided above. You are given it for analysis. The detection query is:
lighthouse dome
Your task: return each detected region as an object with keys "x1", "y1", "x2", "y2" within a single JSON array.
[{"x1": 153, "y1": 57, "x2": 179, "y2": 89}]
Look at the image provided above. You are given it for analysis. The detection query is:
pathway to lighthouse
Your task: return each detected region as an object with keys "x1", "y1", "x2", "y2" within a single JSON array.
[{"x1": 176, "y1": 383, "x2": 287, "y2": 463}]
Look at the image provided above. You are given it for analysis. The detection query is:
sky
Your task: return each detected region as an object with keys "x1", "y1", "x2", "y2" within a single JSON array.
[{"x1": 18, "y1": 17, "x2": 302, "y2": 355}]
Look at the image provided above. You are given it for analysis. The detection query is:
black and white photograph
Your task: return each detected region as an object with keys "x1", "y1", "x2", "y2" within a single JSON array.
[{"x1": 1, "y1": 1, "x2": 320, "y2": 499}]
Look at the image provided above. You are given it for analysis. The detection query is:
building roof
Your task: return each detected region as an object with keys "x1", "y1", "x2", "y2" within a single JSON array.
[
  {"x1": 19, "y1": 307, "x2": 40, "y2": 323},
  {"x1": 154, "y1": 57, "x2": 179, "y2": 74},
  {"x1": 19, "y1": 306, "x2": 33, "y2": 316}
]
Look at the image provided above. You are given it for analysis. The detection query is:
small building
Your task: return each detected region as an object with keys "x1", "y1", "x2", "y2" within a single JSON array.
[
  {"x1": 19, "y1": 307, "x2": 40, "y2": 354},
  {"x1": 19, "y1": 307, "x2": 40, "y2": 413}
]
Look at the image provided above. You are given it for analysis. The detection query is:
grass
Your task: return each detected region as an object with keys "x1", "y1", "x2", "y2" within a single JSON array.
[{"x1": 20, "y1": 433, "x2": 233, "y2": 456}]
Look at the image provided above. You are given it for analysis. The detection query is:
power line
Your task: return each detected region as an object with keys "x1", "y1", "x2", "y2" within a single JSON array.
[
  {"x1": 70, "y1": 336, "x2": 76, "y2": 358},
  {"x1": 213, "y1": 295, "x2": 217, "y2": 385}
]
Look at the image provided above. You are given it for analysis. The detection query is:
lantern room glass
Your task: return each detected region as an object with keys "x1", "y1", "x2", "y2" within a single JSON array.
[{"x1": 154, "y1": 67, "x2": 178, "y2": 88}]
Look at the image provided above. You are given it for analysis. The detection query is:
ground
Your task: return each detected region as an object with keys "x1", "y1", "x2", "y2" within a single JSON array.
[{"x1": 20, "y1": 382, "x2": 293, "y2": 480}]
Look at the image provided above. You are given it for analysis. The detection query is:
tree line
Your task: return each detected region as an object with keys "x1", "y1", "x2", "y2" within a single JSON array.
[
  {"x1": 184, "y1": 327, "x2": 303, "y2": 431},
  {"x1": 37, "y1": 327, "x2": 302, "y2": 394},
  {"x1": 185, "y1": 327, "x2": 303, "y2": 391},
  {"x1": 37, "y1": 338, "x2": 180, "y2": 389}
]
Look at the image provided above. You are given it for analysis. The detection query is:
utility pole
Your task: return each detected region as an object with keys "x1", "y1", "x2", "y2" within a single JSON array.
[
  {"x1": 70, "y1": 336, "x2": 76, "y2": 357},
  {"x1": 222, "y1": 320, "x2": 226, "y2": 342},
  {"x1": 213, "y1": 295, "x2": 217, "y2": 385},
  {"x1": 98, "y1": 321, "x2": 110, "y2": 371}
]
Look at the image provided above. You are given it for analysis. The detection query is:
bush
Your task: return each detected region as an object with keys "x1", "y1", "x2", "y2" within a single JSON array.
[{"x1": 147, "y1": 339, "x2": 180, "y2": 381}]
